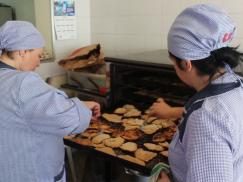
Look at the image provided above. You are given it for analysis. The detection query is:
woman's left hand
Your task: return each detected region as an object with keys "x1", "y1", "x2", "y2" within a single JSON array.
[
  {"x1": 84, "y1": 101, "x2": 101, "y2": 120},
  {"x1": 156, "y1": 171, "x2": 171, "y2": 182}
]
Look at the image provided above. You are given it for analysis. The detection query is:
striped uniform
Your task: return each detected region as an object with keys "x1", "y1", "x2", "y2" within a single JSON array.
[
  {"x1": 169, "y1": 72, "x2": 243, "y2": 182},
  {"x1": 0, "y1": 61, "x2": 91, "y2": 182}
]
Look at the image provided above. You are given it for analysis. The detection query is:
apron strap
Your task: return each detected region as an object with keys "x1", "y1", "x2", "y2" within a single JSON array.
[
  {"x1": 0, "y1": 61, "x2": 16, "y2": 70},
  {"x1": 179, "y1": 80, "x2": 241, "y2": 142}
]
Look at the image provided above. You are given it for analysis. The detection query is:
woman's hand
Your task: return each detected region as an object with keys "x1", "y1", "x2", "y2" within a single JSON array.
[
  {"x1": 157, "y1": 171, "x2": 171, "y2": 182},
  {"x1": 84, "y1": 101, "x2": 101, "y2": 120},
  {"x1": 149, "y1": 98, "x2": 184, "y2": 119}
]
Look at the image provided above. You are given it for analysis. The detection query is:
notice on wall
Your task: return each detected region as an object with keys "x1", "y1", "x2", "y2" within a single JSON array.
[{"x1": 53, "y1": 0, "x2": 77, "y2": 40}]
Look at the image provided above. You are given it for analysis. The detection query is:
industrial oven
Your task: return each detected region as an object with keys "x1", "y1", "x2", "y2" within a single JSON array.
[{"x1": 64, "y1": 50, "x2": 195, "y2": 181}]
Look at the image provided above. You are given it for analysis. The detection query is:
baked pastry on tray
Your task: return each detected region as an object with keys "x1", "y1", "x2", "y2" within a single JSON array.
[
  {"x1": 144, "y1": 143, "x2": 164, "y2": 152},
  {"x1": 135, "y1": 148, "x2": 157, "y2": 162},
  {"x1": 103, "y1": 137, "x2": 125, "y2": 148},
  {"x1": 92, "y1": 134, "x2": 110, "y2": 144},
  {"x1": 122, "y1": 128, "x2": 142, "y2": 141},
  {"x1": 120, "y1": 142, "x2": 138, "y2": 152},
  {"x1": 102, "y1": 113, "x2": 122, "y2": 123}
]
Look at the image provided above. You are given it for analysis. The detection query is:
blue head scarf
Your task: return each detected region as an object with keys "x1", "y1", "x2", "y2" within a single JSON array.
[
  {"x1": 0, "y1": 21, "x2": 45, "y2": 55},
  {"x1": 168, "y1": 4, "x2": 236, "y2": 61}
]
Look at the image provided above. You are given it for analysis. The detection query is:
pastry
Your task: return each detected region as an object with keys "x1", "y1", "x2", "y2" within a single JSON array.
[
  {"x1": 92, "y1": 134, "x2": 110, "y2": 144},
  {"x1": 122, "y1": 104, "x2": 136, "y2": 110},
  {"x1": 144, "y1": 143, "x2": 164, "y2": 151},
  {"x1": 102, "y1": 113, "x2": 122, "y2": 123},
  {"x1": 141, "y1": 114, "x2": 149, "y2": 120},
  {"x1": 118, "y1": 155, "x2": 145, "y2": 166},
  {"x1": 89, "y1": 121, "x2": 101, "y2": 129},
  {"x1": 74, "y1": 138, "x2": 91, "y2": 146},
  {"x1": 152, "y1": 132, "x2": 167, "y2": 143},
  {"x1": 122, "y1": 128, "x2": 142, "y2": 141},
  {"x1": 100, "y1": 123, "x2": 111, "y2": 130},
  {"x1": 103, "y1": 127, "x2": 116, "y2": 134},
  {"x1": 114, "y1": 107, "x2": 127, "y2": 114},
  {"x1": 135, "y1": 148, "x2": 157, "y2": 162},
  {"x1": 124, "y1": 109, "x2": 141, "y2": 117},
  {"x1": 123, "y1": 118, "x2": 144, "y2": 126},
  {"x1": 141, "y1": 124, "x2": 161, "y2": 135},
  {"x1": 111, "y1": 129, "x2": 124, "y2": 137},
  {"x1": 161, "y1": 120, "x2": 176, "y2": 128},
  {"x1": 120, "y1": 142, "x2": 138, "y2": 152},
  {"x1": 152, "y1": 119, "x2": 164, "y2": 125},
  {"x1": 160, "y1": 151, "x2": 169, "y2": 157},
  {"x1": 81, "y1": 128, "x2": 99, "y2": 138},
  {"x1": 159, "y1": 142, "x2": 170, "y2": 148},
  {"x1": 104, "y1": 137, "x2": 125, "y2": 148},
  {"x1": 146, "y1": 116, "x2": 157, "y2": 123},
  {"x1": 91, "y1": 142, "x2": 106, "y2": 148},
  {"x1": 123, "y1": 125, "x2": 140, "y2": 131}
]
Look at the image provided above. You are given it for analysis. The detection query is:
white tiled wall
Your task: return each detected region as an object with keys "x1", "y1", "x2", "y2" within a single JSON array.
[{"x1": 90, "y1": 0, "x2": 243, "y2": 57}]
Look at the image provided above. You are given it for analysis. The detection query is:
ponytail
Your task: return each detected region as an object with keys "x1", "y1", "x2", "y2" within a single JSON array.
[
  {"x1": 170, "y1": 46, "x2": 243, "y2": 78},
  {"x1": 210, "y1": 47, "x2": 243, "y2": 68}
]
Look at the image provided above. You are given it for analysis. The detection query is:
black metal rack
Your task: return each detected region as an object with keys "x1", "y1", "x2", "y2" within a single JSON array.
[{"x1": 106, "y1": 57, "x2": 195, "y2": 110}]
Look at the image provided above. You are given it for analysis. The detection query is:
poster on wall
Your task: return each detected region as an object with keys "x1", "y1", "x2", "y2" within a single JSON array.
[{"x1": 53, "y1": 0, "x2": 77, "y2": 40}]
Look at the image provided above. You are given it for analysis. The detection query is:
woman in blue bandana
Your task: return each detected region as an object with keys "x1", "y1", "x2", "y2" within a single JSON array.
[
  {"x1": 149, "y1": 4, "x2": 243, "y2": 182},
  {"x1": 0, "y1": 21, "x2": 100, "y2": 182}
]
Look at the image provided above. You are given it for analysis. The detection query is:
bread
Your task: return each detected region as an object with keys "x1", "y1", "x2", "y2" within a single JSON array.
[
  {"x1": 104, "y1": 137, "x2": 125, "y2": 148},
  {"x1": 142, "y1": 124, "x2": 161, "y2": 135},
  {"x1": 102, "y1": 113, "x2": 122, "y2": 123},
  {"x1": 123, "y1": 118, "x2": 144, "y2": 126},
  {"x1": 122, "y1": 129, "x2": 142, "y2": 141},
  {"x1": 120, "y1": 142, "x2": 138, "y2": 152},
  {"x1": 160, "y1": 151, "x2": 169, "y2": 157},
  {"x1": 159, "y1": 142, "x2": 170, "y2": 148},
  {"x1": 74, "y1": 138, "x2": 91, "y2": 146},
  {"x1": 122, "y1": 104, "x2": 136, "y2": 110},
  {"x1": 152, "y1": 132, "x2": 167, "y2": 143},
  {"x1": 92, "y1": 134, "x2": 110, "y2": 144},
  {"x1": 135, "y1": 148, "x2": 157, "y2": 162},
  {"x1": 114, "y1": 107, "x2": 127, "y2": 114},
  {"x1": 81, "y1": 129, "x2": 99, "y2": 139},
  {"x1": 124, "y1": 109, "x2": 141, "y2": 117},
  {"x1": 144, "y1": 143, "x2": 164, "y2": 151}
]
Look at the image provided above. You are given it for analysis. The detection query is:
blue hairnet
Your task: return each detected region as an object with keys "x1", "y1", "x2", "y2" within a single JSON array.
[
  {"x1": 168, "y1": 4, "x2": 236, "y2": 61},
  {"x1": 0, "y1": 21, "x2": 45, "y2": 55}
]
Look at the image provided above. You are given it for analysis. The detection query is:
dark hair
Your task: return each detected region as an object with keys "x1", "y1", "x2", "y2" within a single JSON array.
[
  {"x1": 1, "y1": 49, "x2": 15, "y2": 59},
  {"x1": 169, "y1": 47, "x2": 243, "y2": 79},
  {"x1": 1, "y1": 49, "x2": 34, "y2": 60}
]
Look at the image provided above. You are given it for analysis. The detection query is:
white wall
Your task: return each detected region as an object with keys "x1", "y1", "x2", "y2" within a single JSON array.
[
  {"x1": 35, "y1": 0, "x2": 91, "y2": 79},
  {"x1": 90, "y1": 0, "x2": 243, "y2": 57}
]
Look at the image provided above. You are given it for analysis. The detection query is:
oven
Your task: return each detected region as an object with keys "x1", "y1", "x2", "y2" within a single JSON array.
[{"x1": 64, "y1": 50, "x2": 195, "y2": 182}]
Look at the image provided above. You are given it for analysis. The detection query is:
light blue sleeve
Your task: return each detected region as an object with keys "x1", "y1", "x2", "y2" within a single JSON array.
[
  {"x1": 18, "y1": 72, "x2": 91, "y2": 137},
  {"x1": 184, "y1": 104, "x2": 234, "y2": 182}
]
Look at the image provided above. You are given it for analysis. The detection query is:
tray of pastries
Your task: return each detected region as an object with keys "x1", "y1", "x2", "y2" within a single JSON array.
[{"x1": 64, "y1": 104, "x2": 178, "y2": 172}]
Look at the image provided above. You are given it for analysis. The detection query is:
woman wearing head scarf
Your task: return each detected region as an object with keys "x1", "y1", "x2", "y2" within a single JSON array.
[
  {"x1": 149, "y1": 4, "x2": 243, "y2": 182},
  {"x1": 0, "y1": 21, "x2": 100, "y2": 182}
]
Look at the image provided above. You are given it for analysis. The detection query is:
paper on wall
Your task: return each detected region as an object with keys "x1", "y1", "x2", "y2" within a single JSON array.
[{"x1": 53, "y1": 0, "x2": 77, "y2": 40}]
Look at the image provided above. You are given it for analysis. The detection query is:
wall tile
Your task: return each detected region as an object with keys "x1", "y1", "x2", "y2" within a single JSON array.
[{"x1": 91, "y1": 17, "x2": 116, "y2": 34}]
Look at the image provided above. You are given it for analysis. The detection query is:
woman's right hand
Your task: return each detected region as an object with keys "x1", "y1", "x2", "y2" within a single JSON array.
[
  {"x1": 149, "y1": 98, "x2": 184, "y2": 119},
  {"x1": 84, "y1": 101, "x2": 101, "y2": 120}
]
